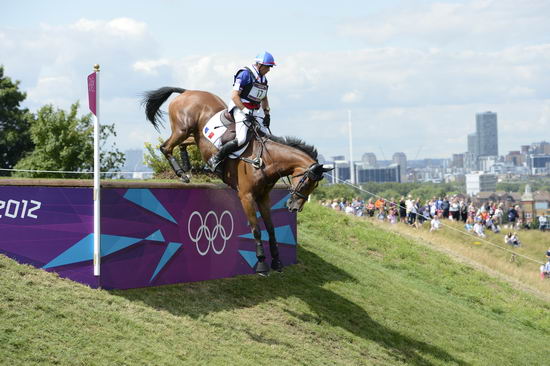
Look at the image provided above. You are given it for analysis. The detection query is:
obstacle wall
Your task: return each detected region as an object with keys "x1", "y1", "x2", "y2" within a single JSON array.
[{"x1": 0, "y1": 180, "x2": 296, "y2": 289}]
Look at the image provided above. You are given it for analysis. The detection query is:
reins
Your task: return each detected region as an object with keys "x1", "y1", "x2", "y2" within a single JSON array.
[
  {"x1": 238, "y1": 116, "x2": 269, "y2": 169},
  {"x1": 237, "y1": 117, "x2": 322, "y2": 199}
]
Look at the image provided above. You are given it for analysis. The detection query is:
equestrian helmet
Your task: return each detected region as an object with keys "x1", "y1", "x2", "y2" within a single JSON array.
[{"x1": 254, "y1": 51, "x2": 276, "y2": 66}]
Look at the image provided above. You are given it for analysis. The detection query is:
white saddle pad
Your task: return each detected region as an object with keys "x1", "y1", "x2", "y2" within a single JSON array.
[{"x1": 203, "y1": 110, "x2": 249, "y2": 158}]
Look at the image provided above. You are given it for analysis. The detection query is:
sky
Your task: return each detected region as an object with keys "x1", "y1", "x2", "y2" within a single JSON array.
[{"x1": 2, "y1": 0, "x2": 550, "y2": 162}]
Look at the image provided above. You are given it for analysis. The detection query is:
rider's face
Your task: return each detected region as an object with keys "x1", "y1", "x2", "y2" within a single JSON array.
[{"x1": 258, "y1": 65, "x2": 272, "y2": 76}]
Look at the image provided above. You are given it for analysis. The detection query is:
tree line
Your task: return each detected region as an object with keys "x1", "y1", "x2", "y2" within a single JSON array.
[{"x1": 0, "y1": 66, "x2": 124, "y2": 178}]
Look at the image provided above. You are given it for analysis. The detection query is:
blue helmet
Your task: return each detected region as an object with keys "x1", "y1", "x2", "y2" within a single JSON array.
[{"x1": 254, "y1": 51, "x2": 276, "y2": 66}]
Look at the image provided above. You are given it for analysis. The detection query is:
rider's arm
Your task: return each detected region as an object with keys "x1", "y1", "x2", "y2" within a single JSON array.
[
  {"x1": 231, "y1": 89, "x2": 246, "y2": 111},
  {"x1": 261, "y1": 97, "x2": 270, "y2": 114}
]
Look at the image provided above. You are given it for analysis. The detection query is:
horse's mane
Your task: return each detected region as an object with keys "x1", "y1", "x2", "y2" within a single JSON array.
[{"x1": 267, "y1": 135, "x2": 318, "y2": 161}]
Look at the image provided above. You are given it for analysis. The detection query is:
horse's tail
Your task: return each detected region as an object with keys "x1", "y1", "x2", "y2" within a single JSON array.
[{"x1": 142, "y1": 87, "x2": 186, "y2": 131}]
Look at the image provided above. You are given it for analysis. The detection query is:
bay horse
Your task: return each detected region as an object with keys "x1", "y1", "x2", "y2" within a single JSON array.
[{"x1": 142, "y1": 87, "x2": 331, "y2": 275}]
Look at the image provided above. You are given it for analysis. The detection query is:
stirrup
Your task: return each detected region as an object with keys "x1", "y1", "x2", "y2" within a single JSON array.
[
  {"x1": 240, "y1": 156, "x2": 263, "y2": 169},
  {"x1": 208, "y1": 156, "x2": 221, "y2": 171}
]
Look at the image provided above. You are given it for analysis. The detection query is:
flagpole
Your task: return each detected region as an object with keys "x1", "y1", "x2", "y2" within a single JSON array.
[
  {"x1": 348, "y1": 110, "x2": 355, "y2": 185},
  {"x1": 91, "y1": 64, "x2": 101, "y2": 277}
]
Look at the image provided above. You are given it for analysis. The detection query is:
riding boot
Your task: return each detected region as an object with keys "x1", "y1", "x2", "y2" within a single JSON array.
[{"x1": 208, "y1": 139, "x2": 240, "y2": 175}]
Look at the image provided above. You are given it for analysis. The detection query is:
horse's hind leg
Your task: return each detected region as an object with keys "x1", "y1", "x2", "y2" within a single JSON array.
[
  {"x1": 179, "y1": 136, "x2": 195, "y2": 172},
  {"x1": 180, "y1": 145, "x2": 191, "y2": 172},
  {"x1": 160, "y1": 131, "x2": 191, "y2": 183}
]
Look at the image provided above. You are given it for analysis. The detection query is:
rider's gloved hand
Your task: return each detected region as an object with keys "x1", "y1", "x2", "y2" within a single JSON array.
[
  {"x1": 263, "y1": 113, "x2": 270, "y2": 128},
  {"x1": 242, "y1": 107, "x2": 251, "y2": 115}
]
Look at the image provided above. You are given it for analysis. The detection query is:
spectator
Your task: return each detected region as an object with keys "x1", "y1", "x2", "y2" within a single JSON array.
[
  {"x1": 441, "y1": 197, "x2": 450, "y2": 219},
  {"x1": 465, "y1": 216, "x2": 474, "y2": 232},
  {"x1": 507, "y1": 206, "x2": 518, "y2": 228},
  {"x1": 344, "y1": 204, "x2": 355, "y2": 215},
  {"x1": 449, "y1": 198, "x2": 460, "y2": 221},
  {"x1": 387, "y1": 208, "x2": 398, "y2": 224},
  {"x1": 493, "y1": 203, "x2": 504, "y2": 226},
  {"x1": 430, "y1": 215, "x2": 441, "y2": 232},
  {"x1": 429, "y1": 199, "x2": 437, "y2": 218},
  {"x1": 539, "y1": 215, "x2": 548, "y2": 232},
  {"x1": 460, "y1": 200, "x2": 468, "y2": 222},
  {"x1": 366, "y1": 199, "x2": 375, "y2": 217},
  {"x1": 504, "y1": 232, "x2": 521, "y2": 247},
  {"x1": 406, "y1": 195, "x2": 414, "y2": 223},
  {"x1": 473, "y1": 218, "x2": 486, "y2": 238},
  {"x1": 398, "y1": 197, "x2": 407, "y2": 223},
  {"x1": 486, "y1": 216, "x2": 500, "y2": 233},
  {"x1": 540, "y1": 248, "x2": 550, "y2": 279}
]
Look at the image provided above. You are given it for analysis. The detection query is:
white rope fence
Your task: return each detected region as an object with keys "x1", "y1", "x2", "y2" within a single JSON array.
[{"x1": 323, "y1": 173, "x2": 545, "y2": 266}]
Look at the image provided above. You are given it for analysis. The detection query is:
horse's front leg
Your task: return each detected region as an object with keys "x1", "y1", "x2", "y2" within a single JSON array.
[
  {"x1": 239, "y1": 192, "x2": 270, "y2": 275},
  {"x1": 257, "y1": 193, "x2": 283, "y2": 272}
]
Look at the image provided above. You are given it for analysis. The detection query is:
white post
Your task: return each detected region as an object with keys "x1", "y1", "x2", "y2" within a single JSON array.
[
  {"x1": 93, "y1": 64, "x2": 101, "y2": 277},
  {"x1": 348, "y1": 110, "x2": 355, "y2": 184}
]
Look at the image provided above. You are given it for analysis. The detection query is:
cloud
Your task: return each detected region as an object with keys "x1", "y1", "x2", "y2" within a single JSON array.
[
  {"x1": 341, "y1": 90, "x2": 362, "y2": 104},
  {"x1": 338, "y1": 0, "x2": 550, "y2": 50},
  {"x1": 71, "y1": 17, "x2": 148, "y2": 37},
  {"x1": 2, "y1": 7, "x2": 550, "y2": 159}
]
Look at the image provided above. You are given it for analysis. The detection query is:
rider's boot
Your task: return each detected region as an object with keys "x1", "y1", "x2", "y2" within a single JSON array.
[{"x1": 208, "y1": 139, "x2": 240, "y2": 176}]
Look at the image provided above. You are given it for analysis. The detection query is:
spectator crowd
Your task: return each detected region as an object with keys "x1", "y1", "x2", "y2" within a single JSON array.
[
  {"x1": 322, "y1": 195, "x2": 550, "y2": 241},
  {"x1": 322, "y1": 195, "x2": 550, "y2": 279}
]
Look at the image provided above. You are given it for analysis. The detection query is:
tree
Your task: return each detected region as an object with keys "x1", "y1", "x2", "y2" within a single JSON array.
[
  {"x1": 143, "y1": 138, "x2": 217, "y2": 182},
  {"x1": 13, "y1": 102, "x2": 125, "y2": 178},
  {"x1": 0, "y1": 66, "x2": 33, "y2": 175}
]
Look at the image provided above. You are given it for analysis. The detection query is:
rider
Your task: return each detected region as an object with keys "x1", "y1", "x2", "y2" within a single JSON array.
[{"x1": 208, "y1": 51, "x2": 275, "y2": 172}]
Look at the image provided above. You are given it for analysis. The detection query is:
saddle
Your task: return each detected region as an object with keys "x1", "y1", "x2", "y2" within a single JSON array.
[{"x1": 203, "y1": 109, "x2": 253, "y2": 158}]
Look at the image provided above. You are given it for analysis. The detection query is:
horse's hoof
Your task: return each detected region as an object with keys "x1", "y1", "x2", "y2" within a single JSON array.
[
  {"x1": 271, "y1": 259, "x2": 284, "y2": 272},
  {"x1": 256, "y1": 261, "x2": 270, "y2": 275},
  {"x1": 179, "y1": 174, "x2": 190, "y2": 183}
]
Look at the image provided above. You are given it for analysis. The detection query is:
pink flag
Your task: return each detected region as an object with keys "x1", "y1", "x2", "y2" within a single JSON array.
[{"x1": 87, "y1": 72, "x2": 97, "y2": 116}]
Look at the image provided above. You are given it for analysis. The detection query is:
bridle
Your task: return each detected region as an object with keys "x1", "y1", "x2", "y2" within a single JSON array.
[{"x1": 285, "y1": 163, "x2": 323, "y2": 200}]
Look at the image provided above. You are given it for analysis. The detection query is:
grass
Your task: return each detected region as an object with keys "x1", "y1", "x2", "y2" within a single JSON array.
[
  {"x1": 1, "y1": 203, "x2": 549, "y2": 365},
  {"x1": 364, "y1": 214, "x2": 550, "y2": 298}
]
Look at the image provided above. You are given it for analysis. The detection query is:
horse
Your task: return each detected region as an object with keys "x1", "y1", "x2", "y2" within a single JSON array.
[{"x1": 142, "y1": 87, "x2": 332, "y2": 275}]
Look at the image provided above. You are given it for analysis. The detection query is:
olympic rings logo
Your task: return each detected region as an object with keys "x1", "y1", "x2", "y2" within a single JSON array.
[{"x1": 187, "y1": 210, "x2": 234, "y2": 256}]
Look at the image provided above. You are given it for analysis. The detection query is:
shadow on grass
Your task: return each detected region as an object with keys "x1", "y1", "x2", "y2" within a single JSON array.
[{"x1": 112, "y1": 246, "x2": 468, "y2": 366}]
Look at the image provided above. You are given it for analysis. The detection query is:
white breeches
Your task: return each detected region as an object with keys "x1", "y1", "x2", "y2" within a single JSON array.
[{"x1": 231, "y1": 108, "x2": 268, "y2": 146}]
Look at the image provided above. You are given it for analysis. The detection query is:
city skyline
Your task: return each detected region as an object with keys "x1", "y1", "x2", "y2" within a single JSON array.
[{"x1": 2, "y1": 1, "x2": 550, "y2": 160}]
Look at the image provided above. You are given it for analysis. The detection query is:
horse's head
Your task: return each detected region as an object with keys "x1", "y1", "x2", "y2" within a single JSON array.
[{"x1": 286, "y1": 163, "x2": 333, "y2": 212}]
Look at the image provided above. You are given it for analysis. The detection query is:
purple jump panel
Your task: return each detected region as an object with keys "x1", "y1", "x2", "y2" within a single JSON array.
[{"x1": 0, "y1": 182, "x2": 296, "y2": 289}]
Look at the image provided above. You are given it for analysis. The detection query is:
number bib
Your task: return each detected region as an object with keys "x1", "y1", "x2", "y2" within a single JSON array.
[{"x1": 246, "y1": 83, "x2": 268, "y2": 102}]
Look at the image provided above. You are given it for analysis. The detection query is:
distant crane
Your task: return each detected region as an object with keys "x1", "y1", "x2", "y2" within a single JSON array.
[
  {"x1": 378, "y1": 146, "x2": 387, "y2": 161},
  {"x1": 414, "y1": 146, "x2": 423, "y2": 160}
]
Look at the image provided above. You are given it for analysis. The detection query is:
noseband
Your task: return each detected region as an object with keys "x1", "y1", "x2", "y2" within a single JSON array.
[{"x1": 287, "y1": 163, "x2": 323, "y2": 200}]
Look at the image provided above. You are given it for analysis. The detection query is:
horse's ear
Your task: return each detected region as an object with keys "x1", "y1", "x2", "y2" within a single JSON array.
[{"x1": 310, "y1": 163, "x2": 333, "y2": 180}]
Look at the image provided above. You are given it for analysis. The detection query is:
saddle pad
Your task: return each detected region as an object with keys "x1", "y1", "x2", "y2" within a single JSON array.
[{"x1": 203, "y1": 110, "x2": 249, "y2": 158}]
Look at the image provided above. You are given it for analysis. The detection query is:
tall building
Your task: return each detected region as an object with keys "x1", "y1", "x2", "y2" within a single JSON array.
[
  {"x1": 392, "y1": 152, "x2": 407, "y2": 182},
  {"x1": 332, "y1": 160, "x2": 350, "y2": 183},
  {"x1": 357, "y1": 164, "x2": 400, "y2": 183},
  {"x1": 531, "y1": 141, "x2": 550, "y2": 154},
  {"x1": 361, "y1": 152, "x2": 377, "y2": 168},
  {"x1": 467, "y1": 133, "x2": 478, "y2": 156},
  {"x1": 476, "y1": 111, "x2": 498, "y2": 157},
  {"x1": 466, "y1": 172, "x2": 497, "y2": 195},
  {"x1": 451, "y1": 153, "x2": 464, "y2": 169}
]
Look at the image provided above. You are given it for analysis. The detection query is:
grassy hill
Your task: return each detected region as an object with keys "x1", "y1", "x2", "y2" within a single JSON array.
[
  {"x1": 1, "y1": 203, "x2": 549, "y2": 365},
  {"x1": 365, "y1": 214, "x2": 550, "y2": 298}
]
